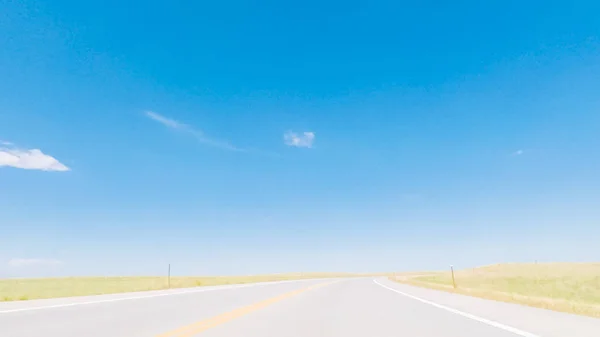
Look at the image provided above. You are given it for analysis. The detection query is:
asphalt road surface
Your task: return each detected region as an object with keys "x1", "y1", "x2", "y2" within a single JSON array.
[{"x1": 1, "y1": 278, "x2": 599, "y2": 337}]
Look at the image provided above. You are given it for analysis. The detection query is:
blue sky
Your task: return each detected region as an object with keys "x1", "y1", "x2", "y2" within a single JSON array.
[{"x1": 1, "y1": 0, "x2": 600, "y2": 277}]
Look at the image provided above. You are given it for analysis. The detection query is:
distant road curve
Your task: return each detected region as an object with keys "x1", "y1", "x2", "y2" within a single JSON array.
[{"x1": 1, "y1": 278, "x2": 599, "y2": 337}]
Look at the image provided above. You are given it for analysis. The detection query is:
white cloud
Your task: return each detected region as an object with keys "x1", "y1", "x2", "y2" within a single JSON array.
[
  {"x1": 284, "y1": 131, "x2": 315, "y2": 148},
  {"x1": 8, "y1": 258, "x2": 64, "y2": 267},
  {"x1": 145, "y1": 111, "x2": 245, "y2": 152},
  {"x1": 0, "y1": 146, "x2": 70, "y2": 171},
  {"x1": 512, "y1": 149, "x2": 524, "y2": 156},
  {"x1": 145, "y1": 111, "x2": 189, "y2": 130}
]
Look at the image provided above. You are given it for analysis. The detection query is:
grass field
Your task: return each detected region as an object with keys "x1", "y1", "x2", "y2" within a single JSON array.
[
  {"x1": 391, "y1": 263, "x2": 600, "y2": 318},
  {"x1": 0, "y1": 272, "x2": 370, "y2": 302}
]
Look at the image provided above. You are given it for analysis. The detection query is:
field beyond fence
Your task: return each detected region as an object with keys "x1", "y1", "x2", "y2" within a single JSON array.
[
  {"x1": 0, "y1": 272, "x2": 371, "y2": 301},
  {"x1": 391, "y1": 263, "x2": 600, "y2": 318}
]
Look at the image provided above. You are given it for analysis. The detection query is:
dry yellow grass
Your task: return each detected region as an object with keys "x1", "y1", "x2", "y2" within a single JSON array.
[
  {"x1": 391, "y1": 263, "x2": 600, "y2": 318},
  {"x1": 0, "y1": 272, "x2": 370, "y2": 301}
]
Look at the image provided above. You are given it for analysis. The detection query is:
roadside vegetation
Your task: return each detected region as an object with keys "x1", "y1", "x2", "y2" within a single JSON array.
[
  {"x1": 0, "y1": 272, "x2": 376, "y2": 301},
  {"x1": 391, "y1": 263, "x2": 600, "y2": 318}
]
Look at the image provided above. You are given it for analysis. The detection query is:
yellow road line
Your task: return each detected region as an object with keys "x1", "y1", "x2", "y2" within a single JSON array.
[{"x1": 156, "y1": 281, "x2": 336, "y2": 337}]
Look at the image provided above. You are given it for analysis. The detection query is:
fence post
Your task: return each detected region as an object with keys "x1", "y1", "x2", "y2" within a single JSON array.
[{"x1": 450, "y1": 265, "x2": 457, "y2": 289}]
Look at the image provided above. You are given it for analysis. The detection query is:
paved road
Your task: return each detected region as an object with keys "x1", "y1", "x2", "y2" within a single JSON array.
[{"x1": 1, "y1": 278, "x2": 599, "y2": 337}]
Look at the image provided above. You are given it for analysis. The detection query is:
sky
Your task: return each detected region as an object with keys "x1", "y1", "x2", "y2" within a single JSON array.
[{"x1": 1, "y1": 0, "x2": 600, "y2": 277}]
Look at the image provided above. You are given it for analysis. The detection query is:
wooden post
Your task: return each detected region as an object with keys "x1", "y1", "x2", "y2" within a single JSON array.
[
  {"x1": 168, "y1": 264, "x2": 171, "y2": 289},
  {"x1": 450, "y1": 265, "x2": 457, "y2": 289}
]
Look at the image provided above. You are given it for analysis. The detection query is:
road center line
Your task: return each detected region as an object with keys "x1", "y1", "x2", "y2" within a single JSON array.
[
  {"x1": 373, "y1": 279, "x2": 540, "y2": 337},
  {"x1": 157, "y1": 281, "x2": 337, "y2": 337}
]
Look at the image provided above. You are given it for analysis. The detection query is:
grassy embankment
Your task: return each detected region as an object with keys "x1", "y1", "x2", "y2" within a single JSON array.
[
  {"x1": 0, "y1": 272, "x2": 376, "y2": 302},
  {"x1": 391, "y1": 263, "x2": 600, "y2": 318}
]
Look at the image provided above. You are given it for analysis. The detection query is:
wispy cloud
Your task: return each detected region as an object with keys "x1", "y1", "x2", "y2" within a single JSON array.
[
  {"x1": 0, "y1": 143, "x2": 70, "y2": 171},
  {"x1": 8, "y1": 258, "x2": 64, "y2": 267},
  {"x1": 284, "y1": 131, "x2": 315, "y2": 148},
  {"x1": 512, "y1": 149, "x2": 524, "y2": 156},
  {"x1": 145, "y1": 111, "x2": 245, "y2": 152},
  {"x1": 145, "y1": 111, "x2": 188, "y2": 130}
]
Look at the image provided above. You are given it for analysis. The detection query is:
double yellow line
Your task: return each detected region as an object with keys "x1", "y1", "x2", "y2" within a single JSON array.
[{"x1": 157, "y1": 281, "x2": 336, "y2": 337}]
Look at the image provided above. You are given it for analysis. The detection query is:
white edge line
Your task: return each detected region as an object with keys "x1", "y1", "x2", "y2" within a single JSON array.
[
  {"x1": 0, "y1": 279, "x2": 315, "y2": 314},
  {"x1": 373, "y1": 279, "x2": 540, "y2": 337}
]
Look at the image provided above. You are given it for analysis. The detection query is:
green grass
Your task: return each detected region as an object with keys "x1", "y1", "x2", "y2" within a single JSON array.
[
  {"x1": 391, "y1": 263, "x2": 600, "y2": 318},
  {"x1": 0, "y1": 272, "x2": 374, "y2": 301}
]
